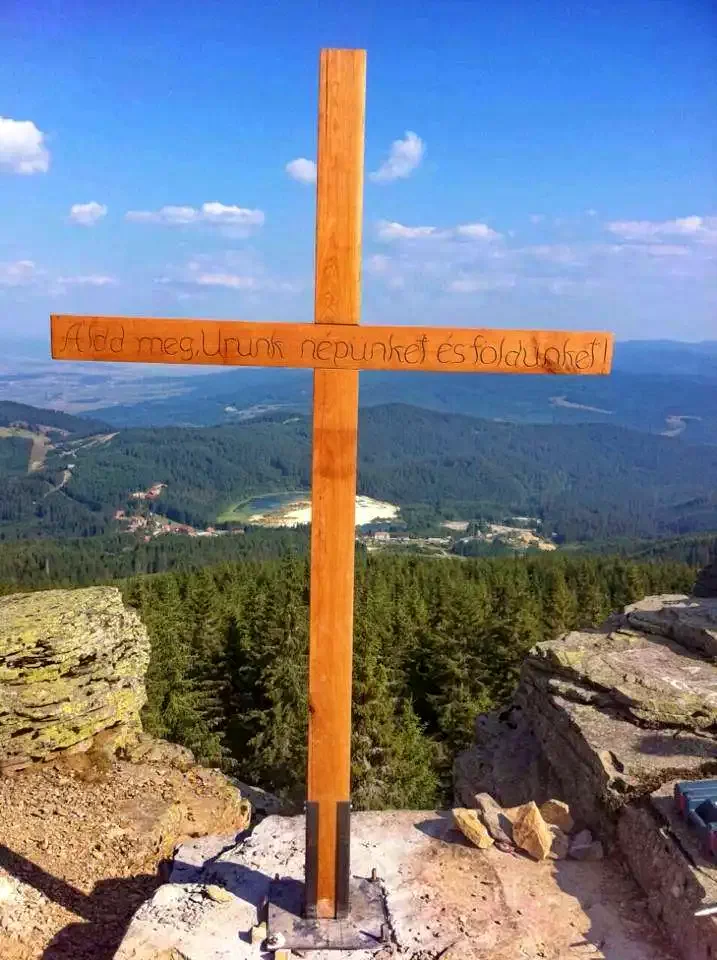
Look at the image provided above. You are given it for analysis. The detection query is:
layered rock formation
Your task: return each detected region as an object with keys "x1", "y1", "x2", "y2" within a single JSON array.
[
  {"x1": 0, "y1": 585, "x2": 252, "y2": 959},
  {"x1": 0, "y1": 586, "x2": 150, "y2": 772},
  {"x1": 695, "y1": 558, "x2": 717, "y2": 598},
  {"x1": 455, "y1": 591, "x2": 717, "y2": 960}
]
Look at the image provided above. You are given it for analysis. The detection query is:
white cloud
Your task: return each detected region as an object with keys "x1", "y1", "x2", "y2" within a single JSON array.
[
  {"x1": 57, "y1": 274, "x2": 117, "y2": 286},
  {"x1": 529, "y1": 214, "x2": 545, "y2": 224},
  {"x1": 377, "y1": 219, "x2": 501, "y2": 242},
  {"x1": 377, "y1": 220, "x2": 442, "y2": 241},
  {"x1": 364, "y1": 254, "x2": 405, "y2": 289},
  {"x1": 286, "y1": 158, "x2": 317, "y2": 184},
  {"x1": 370, "y1": 131, "x2": 424, "y2": 183},
  {"x1": 69, "y1": 201, "x2": 108, "y2": 226},
  {"x1": 613, "y1": 243, "x2": 691, "y2": 258},
  {"x1": 365, "y1": 254, "x2": 391, "y2": 274},
  {"x1": 607, "y1": 215, "x2": 717, "y2": 245},
  {"x1": 0, "y1": 260, "x2": 37, "y2": 286},
  {"x1": 125, "y1": 202, "x2": 265, "y2": 229},
  {"x1": 455, "y1": 222, "x2": 501, "y2": 240},
  {"x1": 0, "y1": 261, "x2": 118, "y2": 294},
  {"x1": 190, "y1": 273, "x2": 258, "y2": 290},
  {"x1": 0, "y1": 118, "x2": 50, "y2": 174},
  {"x1": 154, "y1": 251, "x2": 301, "y2": 297}
]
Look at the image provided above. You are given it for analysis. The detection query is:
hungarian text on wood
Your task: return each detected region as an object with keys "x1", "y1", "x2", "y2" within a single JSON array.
[{"x1": 51, "y1": 315, "x2": 614, "y2": 375}]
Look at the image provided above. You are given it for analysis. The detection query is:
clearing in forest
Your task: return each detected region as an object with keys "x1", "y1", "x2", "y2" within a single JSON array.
[{"x1": 0, "y1": 426, "x2": 51, "y2": 472}]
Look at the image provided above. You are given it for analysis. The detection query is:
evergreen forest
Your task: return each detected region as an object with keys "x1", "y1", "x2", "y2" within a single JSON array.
[{"x1": 117, "y1": 551, "x2": 696, "y2": 808}]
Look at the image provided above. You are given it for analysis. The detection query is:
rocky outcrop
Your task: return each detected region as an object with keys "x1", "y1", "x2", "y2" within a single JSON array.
[
  {"x1": 0, "y1": 586, "x2": 150, "y2": 772},
  {"x1": 114, "y1": 812, "x2": 676, "y2": 960},
  {"x1": 0, "y1": 758, "x2": 251, "y2": 959},
  {"x1": 454, "y1": 592, "x2": 717, "y2": 960},
  {"x1": 694, "y1": 557, "x2": 717, "y2": 598},
  {"x1": 455, "y1": 594, "x2": 717, "y2": 831}
]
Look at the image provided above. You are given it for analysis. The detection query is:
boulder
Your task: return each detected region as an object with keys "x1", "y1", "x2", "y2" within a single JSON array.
[
  {"x1": 117, "y1": 812, "x2": 679, "y2": 960},
  {"x1": 452, "y1": 808, "x2": 494, "y2": 849},
  {"x1": 539, "y1": 799, "x2": 574, "y2": 834},
  {"x1": 473, "y1": 792, "x2": 514, "y2": 844},
  {"x1": 230, "y1": 779, "x2": 295, "y2": 816},
  {"x1": 512, "y1": 802, "x2": 553, "y2": 861},
  {"x1": 619, "y1": 781, "x2": 717, "y2": 960},
  {"x1": 623, "y1": 594, "x2": 717, "y2": 660},
  {"x1": 694, "y1": 556, "x2": 717, "y2": 598},
  {"x1": 455, "y1": 595, "x2": 717, "y2": 838},
  {"x1": 123, "y1": 733, "x2": 196, "y2": 772},
  {"x1": 454, "y1": 592, "x2": 717, "y2": 958},
  {"x1": 0, "y1": 757, "x2": 250, "y2": 958},
  {"x1": 548, "y1": 825, "x2": 569, "y2": 860},
  {"x1": 0, "y1": 586, "x2": 150, "y2": 772},
  {"x1": 569, "y1": 829, "x2": 604, "y2": 861}
]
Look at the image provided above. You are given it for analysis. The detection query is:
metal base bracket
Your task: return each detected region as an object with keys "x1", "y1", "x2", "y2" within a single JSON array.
[{"x1": 267, "y1": 876, "x2": 388, "y2": 951}]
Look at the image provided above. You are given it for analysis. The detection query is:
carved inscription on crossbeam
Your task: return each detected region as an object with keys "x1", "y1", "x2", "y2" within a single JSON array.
[{"x1": 51, "y1": 315, "x2": 614, "y2": 375}]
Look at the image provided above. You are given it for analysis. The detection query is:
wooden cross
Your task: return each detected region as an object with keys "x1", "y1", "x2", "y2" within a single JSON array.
[{"x1": 50, "y1": 48, "x2": 614, "y2": 922}]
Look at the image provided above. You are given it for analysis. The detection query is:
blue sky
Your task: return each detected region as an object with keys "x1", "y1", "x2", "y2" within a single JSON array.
[{"x1": 1, "y1": 0, "x2": 715, "y2": 345}]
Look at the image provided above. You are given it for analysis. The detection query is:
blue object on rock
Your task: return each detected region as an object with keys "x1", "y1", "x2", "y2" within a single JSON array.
[{"x1": 675, "y1": 780, "x2": 717, "y2": 859}]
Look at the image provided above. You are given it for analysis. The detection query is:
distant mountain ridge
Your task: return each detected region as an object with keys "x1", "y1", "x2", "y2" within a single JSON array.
[
  {"x1": 88, "y1": 340, "x2": 717, "y2": 443},
  {"x1": 0, "y1": 401, "x2": 109, "y2": 436},
  {"x1": 2, "y1": 340, "x2": 717, "y2": 442}
]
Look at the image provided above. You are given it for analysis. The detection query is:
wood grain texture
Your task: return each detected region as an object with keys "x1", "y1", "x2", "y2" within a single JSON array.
[
  {"x1": 50, "y1": 315, "x2": 615, "y2": 376},
  {"x1": 307, "y1": 48, "x2": 365, "y2": 919}
]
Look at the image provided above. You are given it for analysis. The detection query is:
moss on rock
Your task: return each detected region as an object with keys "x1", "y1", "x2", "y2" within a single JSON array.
[{"x1": 0, "y1": 586, "x2": 150, "y2": 770}]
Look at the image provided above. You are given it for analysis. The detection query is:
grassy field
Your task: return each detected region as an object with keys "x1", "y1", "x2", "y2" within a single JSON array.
[{"x1": 0, "y1": 427, "x2": 51, "y2": 473}]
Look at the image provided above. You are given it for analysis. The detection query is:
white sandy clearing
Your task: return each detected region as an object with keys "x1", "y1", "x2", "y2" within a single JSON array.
[{"x1": 250, "y1": 495, "x2": 399, "y2": 528}]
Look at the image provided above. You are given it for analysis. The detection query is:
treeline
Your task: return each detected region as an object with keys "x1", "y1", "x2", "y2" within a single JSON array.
[
  {"x1": 122, "y1": 552, "x2": 697, "y2": 808},
  {"x1": 0, "y1": 475, "x2": 113, "y2": 542},
  {"x1": 572, "y1": 531, "x2": 717, "y2": 567},
  {"x1": 0, "y1": 437, "x2": 31, "y2": 476},
  {"x1": 0, "y1": 529, "x2": 309, "y2": 595}
]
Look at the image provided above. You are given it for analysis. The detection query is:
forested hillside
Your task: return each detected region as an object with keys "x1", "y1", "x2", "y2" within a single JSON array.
[
  {"x1": 121, "y1": 552, "x2": 696, "y2": 807},
  {"x1": 3, "y1": 403, "x2": 717, "y2": 544},
  {"x1": 0, "y1": 400, "x2": 108, "y2": 435},
  {"x1": 0, "y1": 436, "x2": 32, "y2": 476}
]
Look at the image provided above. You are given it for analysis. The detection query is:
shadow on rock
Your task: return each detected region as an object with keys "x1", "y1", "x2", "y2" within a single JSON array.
[
  {"x1": 638, "y1": 731, "x2": 717, "y2": 759},
  {"x1": 412, "y1": 812, "x2": 460, "y2": 842},
  {"x1": 553, "y1": 857, "x2": 677, "y2": 960},
  {"x1": 40, "y1": 874, "x2": 161, "y2": 960},
  {"x1": 0, "y1": 843, "x2": 162, "y2": 960}
]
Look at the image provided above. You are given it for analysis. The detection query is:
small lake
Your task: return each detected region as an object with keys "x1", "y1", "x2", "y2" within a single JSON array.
[
  {"x1": 240, "y1": 491, "x2": 309, "y2": 515},
  {"x1": 223, "y1": 491, "x2": 399, "y2": 527}
]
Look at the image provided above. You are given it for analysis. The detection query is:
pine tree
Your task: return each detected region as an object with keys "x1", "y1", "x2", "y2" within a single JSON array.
[{"x1": 351, "y1": 611, "x2": 439, "y2": 809}]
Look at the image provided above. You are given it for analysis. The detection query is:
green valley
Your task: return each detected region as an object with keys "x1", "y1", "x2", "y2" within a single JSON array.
[{"x1": 3, "y1": 401, "x2": 717, "y2": 546}]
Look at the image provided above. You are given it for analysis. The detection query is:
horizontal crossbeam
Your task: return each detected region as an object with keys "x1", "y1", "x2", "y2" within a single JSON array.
[{"x1": 51, "y1": 315, "x2": 614, "y2": 375}]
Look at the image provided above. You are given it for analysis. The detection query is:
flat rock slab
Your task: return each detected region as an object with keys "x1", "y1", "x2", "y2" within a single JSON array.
[
  {"x1": 115, "y1": 811, "x2": 678, "y2": 960},
  {"x1": 532, "y1": 623, "x2": 717, "y2": 727},
  {"x1": 624, "y1": 594, "x2": 717, "y2": 660}
]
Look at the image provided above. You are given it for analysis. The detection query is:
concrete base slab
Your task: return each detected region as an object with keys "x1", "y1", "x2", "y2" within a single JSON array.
[
  {"x1": 267, "y1": 877, "x2": 388, "y2": 950},
  {"x1": 114, "y1": 811, "x2": 679, "y2": 960}
]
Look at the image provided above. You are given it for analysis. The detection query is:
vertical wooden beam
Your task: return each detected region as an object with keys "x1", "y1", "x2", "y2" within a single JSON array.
[{"x1": 306, "y1": 48, "x2": 366, "y2": 920}]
